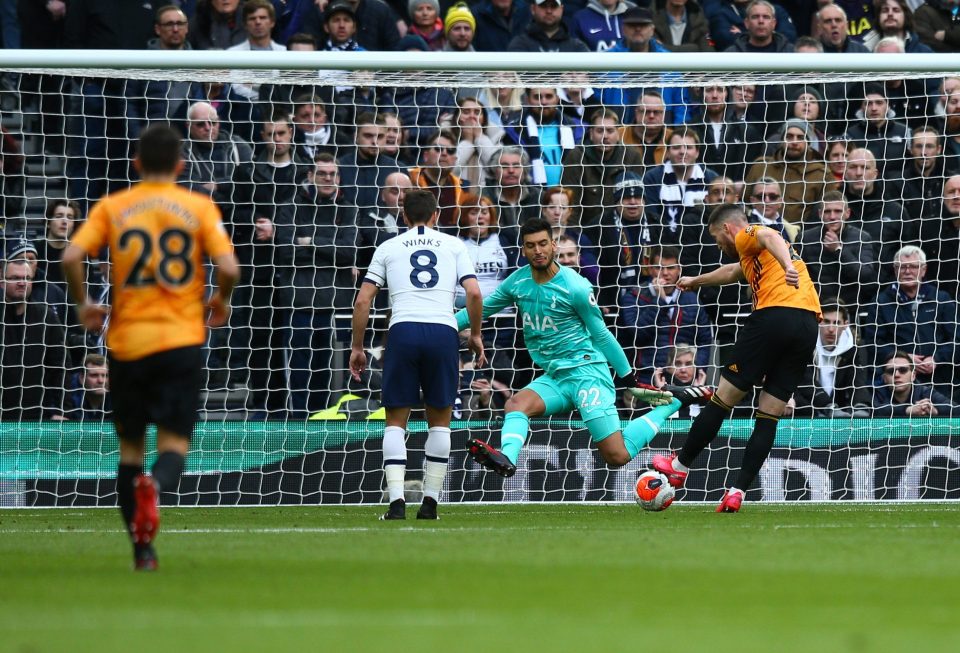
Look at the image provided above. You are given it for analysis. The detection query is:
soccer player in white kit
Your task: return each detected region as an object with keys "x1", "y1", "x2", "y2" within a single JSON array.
[{"x1": 351, "y1": 190, "x2": 485, "y2": 520}]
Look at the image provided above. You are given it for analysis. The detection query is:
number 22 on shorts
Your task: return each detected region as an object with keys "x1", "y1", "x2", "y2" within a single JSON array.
[{"x1": 578, "y1": 387, "x2": 601, "y2": 407}]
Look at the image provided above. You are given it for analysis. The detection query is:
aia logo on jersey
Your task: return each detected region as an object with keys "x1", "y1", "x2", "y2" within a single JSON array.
[{"x1": 522, "y1": 312, "x2": 558, "y2": 332}]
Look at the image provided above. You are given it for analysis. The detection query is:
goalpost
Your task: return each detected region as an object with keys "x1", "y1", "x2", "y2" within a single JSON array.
[{"x1": 0, "y1": 50, "x2": 958, "y2": 506}]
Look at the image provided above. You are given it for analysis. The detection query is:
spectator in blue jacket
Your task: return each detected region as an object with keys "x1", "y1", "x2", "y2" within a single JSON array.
[
  {"x1": 603, "y1": 7, "x2": 693, "y2": 124},
  {"x1": 473, "y1": 0, "x2": 532, "y2": 51},
  {"x1": 62, "y1": 353, "x2": 112, "y2": 422},
  {"x1": 872, "y1": 351, "x2": 957, "y2": 417},
  {"x1": 863, "y1": 246, "x2": 960, "y2": 390},
  {"x1": 500, "y1": 87, "x2": 584, "y2": 187},
  {"x1": 271, "y1": 0, "x2": 317, "y2": 43},
  {"x1": 619, "y1": 245, "x2": 714, "y2": 383},
  {"x1": 708, "y1": 0, "x2": 795, "y2": 51},
  {"x1": 571, "y1": 0, "x2": 636, "y2": 52},
  {"x1": 390, "y1": 84, "x2": 459, "y2": 147},
  {"x1": 875, "y1": 0, "x2": 934, "y2": 53}
]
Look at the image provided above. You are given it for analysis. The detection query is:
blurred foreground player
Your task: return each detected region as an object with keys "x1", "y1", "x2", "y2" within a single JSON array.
[
  {"x1": 62, "y1": 125, "x2": 239, "y2": 569},
  {"x1": 458, "y1": 218, "x2": 713, "y2": 478},
  {"x1": 350, "y1": 190, "x2": 485, "y2": 520},
  {"x1": 648, "y1": 204, "x2": 820, "y2": 512}
]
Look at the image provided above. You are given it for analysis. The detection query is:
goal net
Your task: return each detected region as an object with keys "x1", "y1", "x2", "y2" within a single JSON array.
[{"x1": 1, "y1": 51, "x2": 959, "y2": 506}]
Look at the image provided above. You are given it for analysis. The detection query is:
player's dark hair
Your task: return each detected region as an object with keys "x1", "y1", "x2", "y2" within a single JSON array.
[
  {"x1": 707, "y1": 203, "x2": 747, "y2": 228},
  {"x1": 137, "y1": 124, "x2": 182, "y2": 175},
  {"x1": 519, "y1": 217, "x2": 554, "y2": 242},
  {"x1": 403, "y1": 189, "x2": 438, "y2": 224}
]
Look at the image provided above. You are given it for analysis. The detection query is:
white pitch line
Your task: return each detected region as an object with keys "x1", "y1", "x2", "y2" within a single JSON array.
[
  {"x1": 2, "y1": 521, "x2": 957, "y2": 535},
  {"x1": 772, "y1": 522, "x2": 954, "y2": 530},
  {"x1": 0, "y1": 525, "x2": 594, "y2": 535}
]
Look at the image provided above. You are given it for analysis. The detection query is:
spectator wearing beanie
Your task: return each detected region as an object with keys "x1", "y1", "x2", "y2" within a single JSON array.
[
  {"x1": 783, "y1": 86, "x2": 827, "y2": 154},
  {"x1": 444, "y1": 3, "x2": 477, "y2": 52},
  {"x1": 409, "y1": 0, "x2": 445, "y2": 50}
]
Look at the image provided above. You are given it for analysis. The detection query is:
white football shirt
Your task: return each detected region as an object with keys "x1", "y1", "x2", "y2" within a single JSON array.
[{"x1": 365, "y1": 225, "x2": 477, "y2": 330}]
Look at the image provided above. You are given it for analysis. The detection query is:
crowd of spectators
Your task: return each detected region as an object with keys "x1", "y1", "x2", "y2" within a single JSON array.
[{"x1": 2, "y1": 0, "x2": 960, "y2": 420}]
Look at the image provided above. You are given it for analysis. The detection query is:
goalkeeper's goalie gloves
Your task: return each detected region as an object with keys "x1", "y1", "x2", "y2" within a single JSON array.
[{"x1": 619, "y1": 371, "x2": 639, "y2": 390}]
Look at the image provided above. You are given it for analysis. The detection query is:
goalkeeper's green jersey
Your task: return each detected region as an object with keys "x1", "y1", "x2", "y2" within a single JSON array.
[{"x1": 455, "y1": 265, "x2": 631, "y2": 379}]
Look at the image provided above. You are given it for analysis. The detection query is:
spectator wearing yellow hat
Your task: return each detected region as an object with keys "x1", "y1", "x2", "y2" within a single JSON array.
[{"x1": 444, "y1": 2, "x2": 477, "y2": 52}]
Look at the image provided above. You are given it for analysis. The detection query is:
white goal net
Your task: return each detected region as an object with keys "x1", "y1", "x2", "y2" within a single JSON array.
[{"x1": 1, "y1": 51, "x2": 959, "y2": 506}]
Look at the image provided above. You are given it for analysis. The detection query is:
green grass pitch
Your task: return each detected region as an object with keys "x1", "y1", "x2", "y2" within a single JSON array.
[{"x1": 1, "y1": 503, "x2": 958, "y2": 653}]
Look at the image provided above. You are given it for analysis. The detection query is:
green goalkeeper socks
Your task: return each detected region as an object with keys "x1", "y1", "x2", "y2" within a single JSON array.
[
  {"x1": 501, "y1": 411, "x2": 530, "y2": 465},
  {"x1": 622, "y1": 399, "x2": 682, "y2": 459}
]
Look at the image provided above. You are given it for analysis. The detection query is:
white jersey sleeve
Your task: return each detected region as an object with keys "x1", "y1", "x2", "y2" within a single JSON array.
[
  {"x1": 363, "y1": 225, "x2": 476, "y2": 330},
  {"x1": 455, "y1": 237, "x2": 478, "y2": 286},
  {"x1": 365, "y1": 241, "x2": 388, "y2": 287}
]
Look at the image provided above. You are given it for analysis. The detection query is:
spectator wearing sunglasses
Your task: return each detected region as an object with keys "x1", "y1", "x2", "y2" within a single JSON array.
[
  {"x1": 409, "y1": 130, "x2": 468, "y2": 229},
  {"x1": 746, "y1": 177, "x2": 798, "y2": 243},
  {"x1": 872, "y1": 351, "x2": 956, "y2": 417}
]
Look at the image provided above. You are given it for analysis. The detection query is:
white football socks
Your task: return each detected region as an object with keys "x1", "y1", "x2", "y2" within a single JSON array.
[
  {"x1": 383, "y1": 426, "x2": 406, "y2": 503},
  {"x1": 423, "y1": 426, "x2": 451, "y2": 502}
]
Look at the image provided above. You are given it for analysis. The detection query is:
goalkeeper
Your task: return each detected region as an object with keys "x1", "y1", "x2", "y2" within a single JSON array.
[{"x1": 456, "y1": 218, "x2": 712, "y2": 477}]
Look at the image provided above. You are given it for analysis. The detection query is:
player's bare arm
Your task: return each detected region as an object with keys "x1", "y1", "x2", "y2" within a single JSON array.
[
  {"x1": 349, "y1": 281, "x2": 379, "y2": 381},
  {"x1": 677, "y1": 262, "x2": 745, "y2": 291},
  {"x1": 755, "y1": 227, "x2": 800, "y2": 288},
  {"x1": 461, "y1": 276, "x2": 486, "y2": 368},
  {"x1": 61, "y1": 243, "x2": 109, "y2": 333},
  {"x1": 206, "y1": 252, "x2": 240, "y2": 327}
]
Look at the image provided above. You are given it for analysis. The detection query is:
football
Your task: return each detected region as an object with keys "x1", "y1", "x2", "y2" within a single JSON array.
[{"x1": 635, "y1": 471, "x2": 676, "y2": 511}]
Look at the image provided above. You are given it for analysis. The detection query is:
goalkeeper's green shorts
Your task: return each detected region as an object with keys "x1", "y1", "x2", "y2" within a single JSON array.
[{"x1": 525, "y1": 363, "x2": 621, "y2": 443}]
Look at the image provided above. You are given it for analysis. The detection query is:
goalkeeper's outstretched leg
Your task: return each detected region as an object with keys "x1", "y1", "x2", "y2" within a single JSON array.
[{"x1": 467, "y1": 381, "x2": 714, "y2": 473}]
